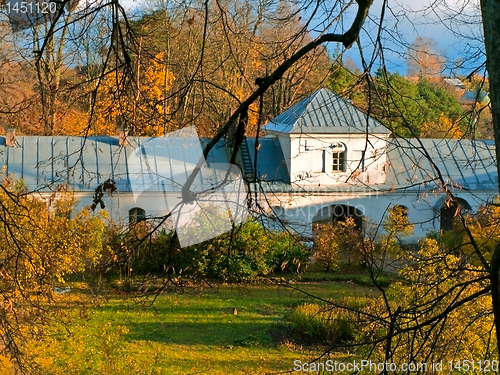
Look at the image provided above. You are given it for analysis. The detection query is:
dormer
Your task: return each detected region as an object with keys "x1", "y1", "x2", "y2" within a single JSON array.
[{"x1": 263, "y1": 88, "x2": 391, "y2": 186}]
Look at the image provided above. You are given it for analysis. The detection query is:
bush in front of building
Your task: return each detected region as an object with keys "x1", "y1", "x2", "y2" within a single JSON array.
[
  {"x1": 97, "y1": 219, "x2": 310, "y2": 282},
  {"x1": 170, "y1": 219, "x2": 310, "y2": 281},
  {"x1": 313, "y1": 217, "x2": 370, "y2": 270}
]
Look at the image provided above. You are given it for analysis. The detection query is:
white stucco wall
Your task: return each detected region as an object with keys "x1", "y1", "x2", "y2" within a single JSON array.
[
  {"x1": 262, "y1": 189, "x2": 497, "y2": 243},
  {"x1": 47, "y1": 184, "x2": 497, "y2": 246},
  {"x1": 272, "y1": 133, "x2": 390, "y2": 187},
  {"x1": 61, "y1": 191, "x2": 173, "y2": 226}
]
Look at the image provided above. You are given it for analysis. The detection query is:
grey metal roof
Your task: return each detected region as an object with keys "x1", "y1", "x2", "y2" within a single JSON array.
[
  {"x1": 0, "y1": 136, "x2": 233, "y2": 193},
  {"x1": 263, "y1": 88, "x2": 390, "y2": 134},
  {"x1": 0, "y1": 135, "x2": 497, "y2": 194},
  {"x1": 444, "y1": 78, "x2": 466, "y2": 90},
  {"x1": 386, "y1": 138, "x2": 498, "y2": 191},
  {"x1": 460, "y1": 90, "x2": 490, "y2": 104}
]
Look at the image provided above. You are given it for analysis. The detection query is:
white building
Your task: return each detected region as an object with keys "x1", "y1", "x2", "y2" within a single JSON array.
[
  {"x1": 245, "y1": 88, "x2": 497, "y2": 241},
  {"x1": 0, "y1": 88, "x2": 497, "y2": 243}
]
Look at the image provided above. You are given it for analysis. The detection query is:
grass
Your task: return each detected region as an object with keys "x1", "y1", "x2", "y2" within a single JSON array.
[
  {"x1": 20, "y1": 279, "x2": 379, "y2": 375},
  {"x1": 283, "y1": 263, "x2": 400, "y2": 287}
]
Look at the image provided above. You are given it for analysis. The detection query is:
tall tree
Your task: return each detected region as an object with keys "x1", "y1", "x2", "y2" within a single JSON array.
[
  {"x1": 32, "y1": 0, "x2": 80, "y2": 135},
  {"x1": 406, "y1": 36, "x2": 445, "y2": 78},
  {"x1": 480, "y1": 0, "x2": 500, "y2": 356}
]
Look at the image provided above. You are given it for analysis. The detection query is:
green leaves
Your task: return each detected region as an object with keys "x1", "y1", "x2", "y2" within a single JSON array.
[
  {"x1": 99, "y1": 219, "x2": 310, "y2": 282},
  {"x1": 370, "y1": 73, "x2": 465, "y2": 137}
]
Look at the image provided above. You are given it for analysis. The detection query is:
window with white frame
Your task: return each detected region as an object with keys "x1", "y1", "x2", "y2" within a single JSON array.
[
  {"x1": 332, "y1": 152, "x2": 345, "y2": 171},
  {"x1": 330, "y1": 142, "x2": 346, "y2": 172}
]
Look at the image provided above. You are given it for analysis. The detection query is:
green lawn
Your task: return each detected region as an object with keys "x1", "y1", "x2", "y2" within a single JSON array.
[{"x1": 23, "y1": 280, "x2": 379, "y2": 374}]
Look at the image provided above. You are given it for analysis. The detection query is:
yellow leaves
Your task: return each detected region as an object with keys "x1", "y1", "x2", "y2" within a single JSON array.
[
  {"x1": 399, "y1": 238, "x2": 461, "y2": 282},
  {"x1": 313, "y1": 218, "x2": 367, "y2": 270},
  {"x1": 78, "y1": 53, "x2": 176, "y2": 136},
  {"x1": 55, "y1": 110, "x2": 90, "y2": 136},
  {"x1": 247, "y1": 102, "x2": 260, "y2": 131},
  {"x1": 144, "y1": 52, "x2": 176, "y2": 107},
  {"x1": 85, "y1": 72, "x2": 127, "y2": 135},
  {"x1": 420, "y1": 113, "x2": 463, "y2": 139},
  {"x1": 458, "y1": 201, "x2": 500, "y2": 264},
  {"x1": 0, "y1": 176, "x2": 106, "y2": 296},
  {"x1": 359, "y1": 203, "x2": 498, "y2": 364},
  {"x1": 384, "y1": 204, "x2": 414, "y2": 236},
  {"x1": 378, "y1": 222, "x2": 496, "y2": 363}
]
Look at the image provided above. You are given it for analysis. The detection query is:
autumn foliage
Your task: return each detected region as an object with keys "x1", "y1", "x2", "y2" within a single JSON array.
[{"x1": 0, "y1": 176, "x2": 106, "y2": 366}]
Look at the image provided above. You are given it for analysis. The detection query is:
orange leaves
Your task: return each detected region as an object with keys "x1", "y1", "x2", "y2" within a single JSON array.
[
  {"x1": 68, "y1": 52, "x2": 177, "y2": 137},
  {"x1": 420, "y1": 113, "x2": 463, "y2": 139},
  {"x1": 406, "y1": 36, "x2": 445, "y2": 78},
  {"x1": 144, "y1": 53, "x2": 175, "y2": 105}
]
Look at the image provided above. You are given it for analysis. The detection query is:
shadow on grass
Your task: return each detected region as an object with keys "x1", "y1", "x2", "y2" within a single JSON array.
[{"x1": 126, "y1": 321, "x2": 274, "y2": 346}]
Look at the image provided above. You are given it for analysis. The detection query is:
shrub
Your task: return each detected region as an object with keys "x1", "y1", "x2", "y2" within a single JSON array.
[
  {"x1": 268, "y1": 233, "x2": 311, "y2": 273},
  {"x1": 96, "y1": 222, "x2": 174, "y2": 278},
  {"x1": 287, "y1": 300, "x2": 363, "y2": 343},
  {"x1": 0, "y1": 179, "x2": 106, "y2": 292},
  {"x1": 99, "y1": 219, "x2": 311, "y2": 281},
  {"x1": 314, "y1": 218, "x2": 368, "y2": 270},
  {"x1": 179, "y1": 220, "x2": 311, "y2": 281},
  {"x1": 288, "y1": 303, "x2": 325, "y2": 337}
]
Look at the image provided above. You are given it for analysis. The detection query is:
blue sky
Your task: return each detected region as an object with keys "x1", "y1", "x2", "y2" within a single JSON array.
[
  {"x1": 356, "y1": 0, "x2": 485, "y2": 76},
  {"x1": 299, "y1": 0, "x2": 485, "y2": 76}
]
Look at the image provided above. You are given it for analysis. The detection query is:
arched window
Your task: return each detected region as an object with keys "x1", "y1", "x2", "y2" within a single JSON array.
[
  {"x1": 330, "y1": 142, "x2": 346, "y2": 172},
  {"x1": 439, "y1": 198, "x2": 471, "y2": 232},
  {"x1": 331, "y1": 204, "x2": 363, "y2": 230},
  {"x1": 393, "y1": 204, "x2": 409, "y2": 217},
  {"x1": 387, "y1": 204, "x2": 411, "y2": 233},
  {"x1": 129, "y1": 207, "x2": 146, "y2": 224}
]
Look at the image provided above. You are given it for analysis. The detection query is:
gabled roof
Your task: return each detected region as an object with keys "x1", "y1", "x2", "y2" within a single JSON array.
[
  {"x1": 263, "y1": 88, "x2": 390, "y2": 135},
  {"x1": 444, "y1": 78, "x2": 466, "y2": 90},
  {"x1": 460, "y1": 90, "x2": 490, "y2": 104},
  {"x1": 0, "y1": 135, "x2": 496, "y2": 194}
]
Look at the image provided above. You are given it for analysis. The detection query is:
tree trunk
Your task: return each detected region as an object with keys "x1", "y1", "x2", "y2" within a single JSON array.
[{"x1": 480, "y1": 0, "x2": 500, "y2": 357}]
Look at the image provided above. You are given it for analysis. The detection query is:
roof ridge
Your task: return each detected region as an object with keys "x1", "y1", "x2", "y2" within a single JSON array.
[{"x1": 264, "y1": 87, "x2": 390, "y2": 135}]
